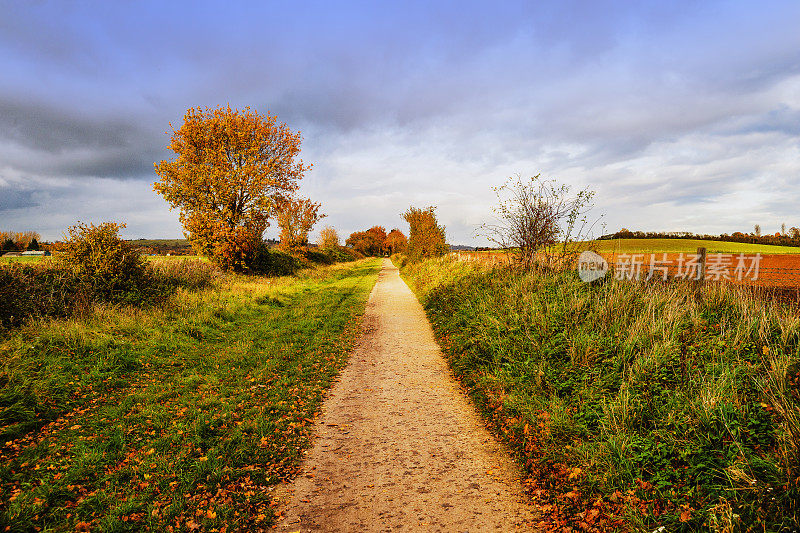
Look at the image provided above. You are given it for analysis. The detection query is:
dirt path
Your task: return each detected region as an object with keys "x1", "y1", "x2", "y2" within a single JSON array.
[{"x1": 275, "y1": 258, "x2": 537, "y2": 531}]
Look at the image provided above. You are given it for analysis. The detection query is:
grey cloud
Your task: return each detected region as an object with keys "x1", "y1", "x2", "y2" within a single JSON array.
[
  {"x1": 0, "y1": 97, "x2": 166, "y2": 179},
  {"x1": 0, "y1": 187, "x2": 37, "y2": 212},
  {"x1": 0, "y1": 98, "x2": 143, "y2": 153}
]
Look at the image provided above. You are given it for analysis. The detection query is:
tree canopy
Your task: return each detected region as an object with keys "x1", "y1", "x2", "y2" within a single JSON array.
[
  {"x1": 384, "y1": 228, "x2": 407, "y2": 254},
  {"x1": 276, "y1": 197, "x2": 325, "y2": 251},
  {"x1": 317, "y1": 226, "x2": 340, "y2": 249},
  {"x1": 403, "y1": 206, "x2": 447, "y2": 259},
  {"x1": 153, "y1": 105, "x2": 310, "y2": 270},
  {"x1": 346, "y1": 226, "x2": 387, "y2": 256}
]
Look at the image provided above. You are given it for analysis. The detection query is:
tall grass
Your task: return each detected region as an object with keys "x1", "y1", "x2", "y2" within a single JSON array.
[
  {"x1": 400, "y1": 256, "x2": 800, "y2": 531},
  {"x1": 147, "y1": 258, "x2": 217, "y2": 290}
]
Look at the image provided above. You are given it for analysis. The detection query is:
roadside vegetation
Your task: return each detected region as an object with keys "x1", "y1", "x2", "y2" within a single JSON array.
[
  {"x1": 398, "y1": 256, "x2": 799, "y2": 531},
  {"x1": 1, "y1": 254, "x2": 380, "y2": 531}
]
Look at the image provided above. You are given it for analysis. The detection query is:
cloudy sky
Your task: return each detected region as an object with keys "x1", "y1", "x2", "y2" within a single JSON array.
[{"x1": 1, "y1": 0, "x2": 799, "y2": 244}]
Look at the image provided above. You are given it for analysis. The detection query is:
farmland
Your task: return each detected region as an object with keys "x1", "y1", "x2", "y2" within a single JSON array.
[
  {"x1": 0, "y1": 259, "x2": 380, "y2": 531},
  {"x1": 398, "y1": 255, "x2": 800, "y2": 531},
  {"x1": 585, "y1": 238, "x2": 800, "y2": 255}
]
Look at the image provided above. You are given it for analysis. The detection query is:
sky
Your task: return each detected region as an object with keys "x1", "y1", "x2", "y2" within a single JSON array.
[{"x1": 1, "y1": 0, "x2": 799, "y2": 245}]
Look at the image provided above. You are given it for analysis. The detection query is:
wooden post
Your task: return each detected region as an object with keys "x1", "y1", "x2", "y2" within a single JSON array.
[{"x1": 697, "y1": 247, "x2": 706, "y2": 281}]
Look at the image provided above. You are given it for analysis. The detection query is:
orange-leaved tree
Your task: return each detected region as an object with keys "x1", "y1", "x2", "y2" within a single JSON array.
[
  {"x1": 402, "y1": 206, "x2": 447, "y2": 260},
  {"x1": 345, "y1": 226, "x2": 386, "y2": 256},
  {"x1": 153, "y1": 105, "x2": 310, "y2": 271},
  {"x1": 276, "y1": 197, "x2": 325, "y2": 251},
  {"x1": 384, "y1": 228, "x2": 407, "y2": 254}
]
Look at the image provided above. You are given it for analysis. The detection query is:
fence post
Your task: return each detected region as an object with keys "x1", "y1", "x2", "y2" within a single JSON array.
[{"x1": 697, "y1": 247, "x2": 706, "y2": 281}]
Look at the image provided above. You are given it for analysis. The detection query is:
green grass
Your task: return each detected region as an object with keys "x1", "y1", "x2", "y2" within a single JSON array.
[
  {"x1": 585, "y1": 238, "x2": 800, "y2": 254},
  {"x1": 399, "y1": 256, "x2": 799, "y2": 532},
  {"x1": 0, "y1": 259, "x2": 380, "y2": 531},
  {"x1": 0, "y1": 256, "x2": 48, "y2": 264}
]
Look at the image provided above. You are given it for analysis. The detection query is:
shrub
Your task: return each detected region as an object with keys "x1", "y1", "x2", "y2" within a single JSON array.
[
  {"x1": 250, "y1": 243, "x2": 304, "y2": 276},
  {"x1": 0, "y1": 264, "x2": 85, "y2": 329},
  {"x1": 317, "y1": 226, "x2": 340, "y2": 249},
  {"x1": 328, "y1": 246, "x2": 363, "y2": 263},
  {"x1": 302, "y1": 248, "x2": 334, "y2": 265},
  {"x1": 57, "y1": 222, "x2": 149, "y2": 303}
]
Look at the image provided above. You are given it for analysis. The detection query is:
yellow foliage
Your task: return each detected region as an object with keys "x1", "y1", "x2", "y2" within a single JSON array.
[{"x1": 153, "y1": 105, "x2": 310, "y2": 271}]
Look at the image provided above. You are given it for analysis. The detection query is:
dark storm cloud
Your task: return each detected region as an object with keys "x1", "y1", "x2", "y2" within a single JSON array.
[{"x1": 0, "y1": 97, "x2": 165, "y2": 178}]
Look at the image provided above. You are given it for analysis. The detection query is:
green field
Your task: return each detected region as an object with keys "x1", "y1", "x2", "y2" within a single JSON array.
[
  {"x1": 585, "y1": 238, "x2": 800, "y2": 254},
  {"x1": 1, "y1": 259, "x2": 380, "y2": 531},
  {"x1": 0, "y1": 256, "x2": 49, "y2": 264}
]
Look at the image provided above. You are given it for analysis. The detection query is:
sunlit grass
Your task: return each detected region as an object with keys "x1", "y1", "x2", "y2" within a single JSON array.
[{"x1": 0, "y1": 259, "x2": 380, "y2": 531}]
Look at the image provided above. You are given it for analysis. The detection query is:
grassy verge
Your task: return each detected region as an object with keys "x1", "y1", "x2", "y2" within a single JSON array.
[
  {"x1": 0, "y1": 258, "x2": 380, "y2": 531},
  {"x1": 398, "y1": 257, "x2": 799, "y2": 532}
]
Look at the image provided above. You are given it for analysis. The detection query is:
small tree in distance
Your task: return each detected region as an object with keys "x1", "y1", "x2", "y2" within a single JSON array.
[
  {"x1": 276, "y1": 197, "x2": 325, "y2": 251},
  {"x1": 384, "y1": 228, "x2": 407, "y2": 255},
  {"x1": 480, "y1": 174, "x2": 597, "y2": 270},
  {"x1": 317, "y1": 226, "x2": 340, "y2": 249},
  {"x1": 403, "y1": 206, "x2": 447, "y2": 260}
]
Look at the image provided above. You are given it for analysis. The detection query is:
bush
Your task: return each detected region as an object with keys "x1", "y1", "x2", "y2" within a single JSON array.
[
  {"x1": 57, "y1": 222, "x2": 150, "y2": 303},
  {"x1": 328, "y1": 246, "x2": 363, "y2": 262},
  {"x1": 0, "y1": 264, "x2": 86, "y2": 329},
  {"x1": 251, "y1": 243, "x2": 304, "y2": 276},
  {"x1": 302, "y1": 248, "x2": 334, "y2": 265},
  {"x1": 390, "y1": 253, "x2": 408, "y2": 268}
]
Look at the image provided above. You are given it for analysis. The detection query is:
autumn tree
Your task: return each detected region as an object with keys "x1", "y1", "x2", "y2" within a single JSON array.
[
  {"x1": 403, "y1": 206, "x2": 447, "y2": 260},
  {"x1": 384, "y1": 228, "x2": 407, "y2": 254},
  {"x1": 276, "y1": 197, "x2": 325, "y2": 251},
  {"x1": 0, "y1": 230, "x2": 40, "y2": 250},
  {"x1": 317, "y1": 226, "x2": 340, "y2": 249},
  {"x1": 153, "y1": 105, "x2": 310, "y2": 271},
  {"x1": 346, "y1": 226, "x2": 386, "y2": 256}
]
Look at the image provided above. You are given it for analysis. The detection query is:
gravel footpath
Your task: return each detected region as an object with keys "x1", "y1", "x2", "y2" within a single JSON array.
[{"x1": 275, "y1": 258, "x2": 538, "y2": 532}]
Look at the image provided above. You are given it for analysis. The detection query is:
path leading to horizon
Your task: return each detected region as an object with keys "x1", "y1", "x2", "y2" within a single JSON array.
[{"x1": 275, "y1": 258, "x2": 537, "y2": 531}]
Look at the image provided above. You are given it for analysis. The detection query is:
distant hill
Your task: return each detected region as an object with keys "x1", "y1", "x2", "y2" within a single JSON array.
[
  {"x1": 128, "y1": 238, "x2": 193, "y2": 255},
  {"x1": 449, "y1": 244, "x2": 476, "y2": 251}
]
